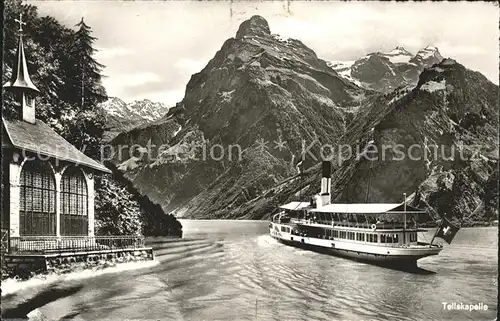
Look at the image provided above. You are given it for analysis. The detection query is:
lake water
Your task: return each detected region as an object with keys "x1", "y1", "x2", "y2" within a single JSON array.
[{"x1": 1, "y1": 220, "x2": 497, "y2": 320}]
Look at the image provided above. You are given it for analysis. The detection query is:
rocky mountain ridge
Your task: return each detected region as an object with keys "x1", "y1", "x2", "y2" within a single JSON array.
[
  {"x1": 100, "y1": 97, "x2": 170, "y2": 141},
  {"x1": 329, "y1": 46, "x2": 444, "y2": 93},
  {"x1": 109, "y1": 16, "x2": 498, "y2": 225}
]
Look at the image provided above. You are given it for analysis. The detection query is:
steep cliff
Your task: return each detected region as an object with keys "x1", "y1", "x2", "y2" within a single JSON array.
[
  {"x1": 110, "y1": 16, "x2": 498, "y2": 224},
  {"x1": 109, "y1": 15, "x2": 367, "y2": 218}
]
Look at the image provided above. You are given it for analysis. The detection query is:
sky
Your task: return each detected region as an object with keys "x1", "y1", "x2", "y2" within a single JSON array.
[{"x1": 34, "y1": 1, "x2": 498, "y2": 106}]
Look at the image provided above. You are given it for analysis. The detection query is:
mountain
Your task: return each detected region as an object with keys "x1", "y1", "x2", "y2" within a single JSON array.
[
  {"x1": 238, "y1": 58, "x2": 499, "y2": 224},
  {"x1": 108, "y1": 15, "x2": 366, "y2": 217},
  {"x1": 109, "y1": 16, "x2": 498, "y2": 225},
  {"x1": 100, "y1": 97, "x2": 170, "y2": 141},
  {"x1": 340, "y1": 59, "x2": 498, "y2": 225},
  {"x1": 329, "y1": 46, "x2": 444, "y2": 93}
]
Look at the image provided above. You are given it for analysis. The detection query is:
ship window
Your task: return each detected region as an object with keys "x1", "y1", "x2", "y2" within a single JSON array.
[
  {"x1": 333, "y1": 230, "x2": 338, "y2": 238},
  {"x1": 368, "y1": 234, "x2": 378, "y2": 243},
  {"x1": 394, "y1": 234, "x2": 399, "y2": 243},
  {"x1": 381, "y1": 234, "x2": 386, "y2": 243},
  {"x1": 281, "y1": 226, "x2": 286, "y2": 232}
]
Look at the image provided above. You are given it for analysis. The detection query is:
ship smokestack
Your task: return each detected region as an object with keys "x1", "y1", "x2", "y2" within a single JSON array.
[{"x1": 317, "y1": 161, "x2": 332, "y2": 208}]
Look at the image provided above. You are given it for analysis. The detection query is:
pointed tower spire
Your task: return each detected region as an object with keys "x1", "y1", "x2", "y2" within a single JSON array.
[{"x1": 3, "y1": 13, "x2": 40, "y2": 124}]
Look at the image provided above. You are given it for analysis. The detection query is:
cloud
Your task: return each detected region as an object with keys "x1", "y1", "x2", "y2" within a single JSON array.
[
  {"x1": 436, "y1": 44, "x2": 488, "y2": 56},
  {"x1": 35, "y1": 1, "x2": 498, "y2": 102},
  {"x1": 94, "y1": 47, "x2": 134, "y2": 60},
  {"x1": 103, "y1": 71, "x2": 163, "y2": 98},
  {"x1": 174, "y1": 58, "x2": 207, "y2": 74},
  {"x1": 128, "y1": 90, "x2": 185, "y2": 107}
]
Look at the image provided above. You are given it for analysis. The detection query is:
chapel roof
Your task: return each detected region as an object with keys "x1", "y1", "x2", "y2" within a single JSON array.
[{"x1": 2, "y1": 117, "x2": 111, "y2": 173}]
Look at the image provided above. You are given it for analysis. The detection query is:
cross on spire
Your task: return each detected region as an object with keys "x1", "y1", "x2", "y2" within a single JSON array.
[{"x1": 15, "y1": 13, "x2": 27, "y2": 33}]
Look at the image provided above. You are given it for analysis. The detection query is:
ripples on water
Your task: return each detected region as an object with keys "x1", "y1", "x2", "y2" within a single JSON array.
[{"x1": 1, "y1": 220, "x2": 497, "y2": 321}]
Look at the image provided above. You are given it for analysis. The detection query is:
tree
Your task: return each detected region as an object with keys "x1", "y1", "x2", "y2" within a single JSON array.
[
  {"x1": 68, "y1": 18, "x2": 107, "y2": 111},
  {"x1": 94, "y1": 175, "x2": 142, "y2": 236},
  {"x1": 2, "y1": 1, "x2": 182, "y2": 237},
  {"x1": 105, "y1": 162, "x2": 183, "y2": 237}
]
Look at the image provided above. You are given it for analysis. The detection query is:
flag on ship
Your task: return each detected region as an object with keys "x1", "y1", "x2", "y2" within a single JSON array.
[{"x1": 435, "y1": 217, "x2": 460, "y2": 244}]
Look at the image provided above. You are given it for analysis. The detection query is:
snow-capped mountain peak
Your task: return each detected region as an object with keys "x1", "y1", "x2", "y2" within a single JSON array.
[
  {"x1": 416, "y1": 46, "x2": 441, "y2": 59},
  {"x1": 411, "y1": 46, "x2": 443, "y2": 67},
  {"x1": 101, "y1": 97, "x2": 170, "y2": 121},
  {"x1": 386, "y1": 46, "x2": 413, "y2": 56},
  {"x1": 381, "y1": 46, "x2": 414, "y2": 64},
  {"x1": 327, "y1": 60, "x2": 361, "y2": 86},
  {"x1": 100, "y1": 97, "x2": 171, "y2": 141},
  {"x1": 328, "y1": 45, "x2": 444, "y2": 93},
  {"x1": 101, "y1": 97, "x2": 127, "y2": 117}
]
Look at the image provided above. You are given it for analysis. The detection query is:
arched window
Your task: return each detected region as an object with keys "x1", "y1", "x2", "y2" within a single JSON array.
[
  {"x1": 61, "y1": 166, "x2": 88, "y2": 236},
  {"x1": 20, "y1": 161, "x2": 56, "y2": 235}
]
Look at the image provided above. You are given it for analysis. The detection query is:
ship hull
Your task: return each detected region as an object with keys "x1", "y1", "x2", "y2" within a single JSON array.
[
  {"x1": 276, "y1": 237, "x2": 420, "y2": 266},
  {"x1": 270, "y1": 227, "x2": 442, "y2": 267}
]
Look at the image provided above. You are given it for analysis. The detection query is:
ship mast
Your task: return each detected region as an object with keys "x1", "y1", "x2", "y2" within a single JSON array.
[{"x1": 403, "y1": 192, "x2": 407, "y2": 243}]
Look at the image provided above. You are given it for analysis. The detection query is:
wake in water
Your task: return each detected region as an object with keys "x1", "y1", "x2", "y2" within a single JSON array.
[
  {"x1": 1, "y1": 260, "x2": 159, "y2": 297},
  {"x1": 1, "y1": 260, "x2": 158, "y2": 320},
  {"x1": 256, "y1": 234, "x2": 279, "y2": 248}
]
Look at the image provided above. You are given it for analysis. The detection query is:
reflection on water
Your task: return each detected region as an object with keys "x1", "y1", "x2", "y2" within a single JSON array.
[{"x1": 1, "y1": 220, "x2": 497, "y2": 321}]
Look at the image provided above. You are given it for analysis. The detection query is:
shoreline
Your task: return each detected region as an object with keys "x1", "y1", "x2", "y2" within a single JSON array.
[{"x1": 178, "y1": 218, "x2": 499, "y2": 227}]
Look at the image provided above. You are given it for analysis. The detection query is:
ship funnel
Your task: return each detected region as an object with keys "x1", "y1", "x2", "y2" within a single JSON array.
[{"x1": 318, "y1": 161, "x2": 332, "y2": 207}]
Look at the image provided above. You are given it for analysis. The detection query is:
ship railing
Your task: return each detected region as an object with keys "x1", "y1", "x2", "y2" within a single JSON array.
[
  {"x1": 295, "y1": 219, "x2": 416, "y2": 230},
  {"x1": 289, "y1": 232, "x2": 421, "y2": 248}
]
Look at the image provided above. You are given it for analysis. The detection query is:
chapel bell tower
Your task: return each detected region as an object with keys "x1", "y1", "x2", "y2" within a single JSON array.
[{"x1": 3, "y1": 13, "x2": 40, "y2": 124}]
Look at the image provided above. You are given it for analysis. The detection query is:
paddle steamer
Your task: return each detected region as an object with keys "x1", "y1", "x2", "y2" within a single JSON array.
[{"x1": 269, "y1": 161, "x2": 449, "y2": 267}]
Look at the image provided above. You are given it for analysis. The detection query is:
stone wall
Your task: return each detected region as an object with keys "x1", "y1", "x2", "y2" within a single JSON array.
[{"x1": 2, "y1": 248, "x2": 154, "y2": 279}]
